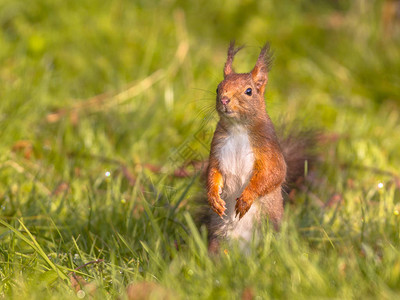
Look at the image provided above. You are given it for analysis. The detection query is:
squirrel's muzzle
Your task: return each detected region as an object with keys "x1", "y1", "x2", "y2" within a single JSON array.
[{"x1": 220, "y1": 96, "x2": 230, "y2": 105}]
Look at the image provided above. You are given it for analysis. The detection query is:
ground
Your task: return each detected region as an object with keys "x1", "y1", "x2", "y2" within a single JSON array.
[{"x1": 0, "y1": 0, "x2": 400, "y2": 299}]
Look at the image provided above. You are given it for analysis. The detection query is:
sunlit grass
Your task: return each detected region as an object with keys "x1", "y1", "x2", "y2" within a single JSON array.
[{"x1": 0, "y1": 0, "x2": 399, "y2": 298}]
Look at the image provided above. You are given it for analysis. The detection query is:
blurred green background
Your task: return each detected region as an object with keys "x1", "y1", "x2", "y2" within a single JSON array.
[{"x1": 0, "y1": 0, "x2": 400, "y2": 299}]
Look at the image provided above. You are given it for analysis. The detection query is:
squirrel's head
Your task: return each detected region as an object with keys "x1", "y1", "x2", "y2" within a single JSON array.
[{"x1": 216, "y1": 41, "x2": 273, "y2": 123}]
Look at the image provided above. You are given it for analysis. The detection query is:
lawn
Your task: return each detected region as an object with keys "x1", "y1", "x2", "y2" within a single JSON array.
[{"x1": 0, "y1": 0, "x2": 400, "y2": 299}]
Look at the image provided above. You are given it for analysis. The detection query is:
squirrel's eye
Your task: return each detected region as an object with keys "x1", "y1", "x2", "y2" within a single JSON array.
[{"x1": 245, "y1": 88, "x2": 252, "y2": 96}]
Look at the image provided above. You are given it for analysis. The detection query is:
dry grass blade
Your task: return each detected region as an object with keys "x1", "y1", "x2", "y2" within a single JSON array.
[
  {"x1": 46, "y1": 9, "x2": 190, "y2": 123},
  {"x1": 46, "y1": 69, "x2": 166, "y2": 123}
]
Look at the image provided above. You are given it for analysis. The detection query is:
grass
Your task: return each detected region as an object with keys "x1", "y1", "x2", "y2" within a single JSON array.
[{"x1": 0, "y1": 0, "x2": 400, "y2": 298}]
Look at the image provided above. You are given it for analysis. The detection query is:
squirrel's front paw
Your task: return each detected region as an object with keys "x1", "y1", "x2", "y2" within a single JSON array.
[
  {"x1": 208, "y1": 194, "x2": 226, "y2": 218},
  {"x1": 235, "y1": 193, "x2": 253, "y2": 219}
]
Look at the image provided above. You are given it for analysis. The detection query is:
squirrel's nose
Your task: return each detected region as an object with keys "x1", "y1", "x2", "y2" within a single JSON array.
[{"x1": 220, "y1": 96, "x2": 230, "y2": 105}]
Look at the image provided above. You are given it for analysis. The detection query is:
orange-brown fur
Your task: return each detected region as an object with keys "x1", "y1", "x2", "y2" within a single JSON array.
[{"x1": 206, "y1": 42, "x2": 288, "y2": 248}]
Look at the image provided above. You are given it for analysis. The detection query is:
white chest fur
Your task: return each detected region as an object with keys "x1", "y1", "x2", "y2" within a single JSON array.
[
  {"x1": 218, "y1": 125, "x2": 255, "y2": 191},
  {"x1": 213, "y1": 125, "x2": 257, "y2": 242}
]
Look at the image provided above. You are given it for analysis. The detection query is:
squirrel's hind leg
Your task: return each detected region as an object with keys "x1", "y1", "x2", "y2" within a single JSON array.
[
  {"x1": 208, "y1": 236, "x2": 220, "y2": 254},
  {"x1": 259, "y1": 187, "x2": 284, "y2": 231}
]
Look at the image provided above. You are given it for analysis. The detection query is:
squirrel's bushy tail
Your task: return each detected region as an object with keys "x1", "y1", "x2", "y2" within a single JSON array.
[{"x1": 278, "y1": 125, "x2": 318, "y2": 193}]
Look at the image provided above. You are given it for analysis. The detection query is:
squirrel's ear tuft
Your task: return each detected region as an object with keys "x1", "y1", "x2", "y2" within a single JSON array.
[
  {"x1": 251, "y1": 43, "x2": 274, "y2": 94},
  {"x1": 224, "y1": 41, "x2": 244, "y2": 78}
]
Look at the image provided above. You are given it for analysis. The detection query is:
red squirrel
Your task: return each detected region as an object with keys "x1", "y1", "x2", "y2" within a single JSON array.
[{"x1": 203, "y1": 42, "x2": 313, "y2": 250}]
